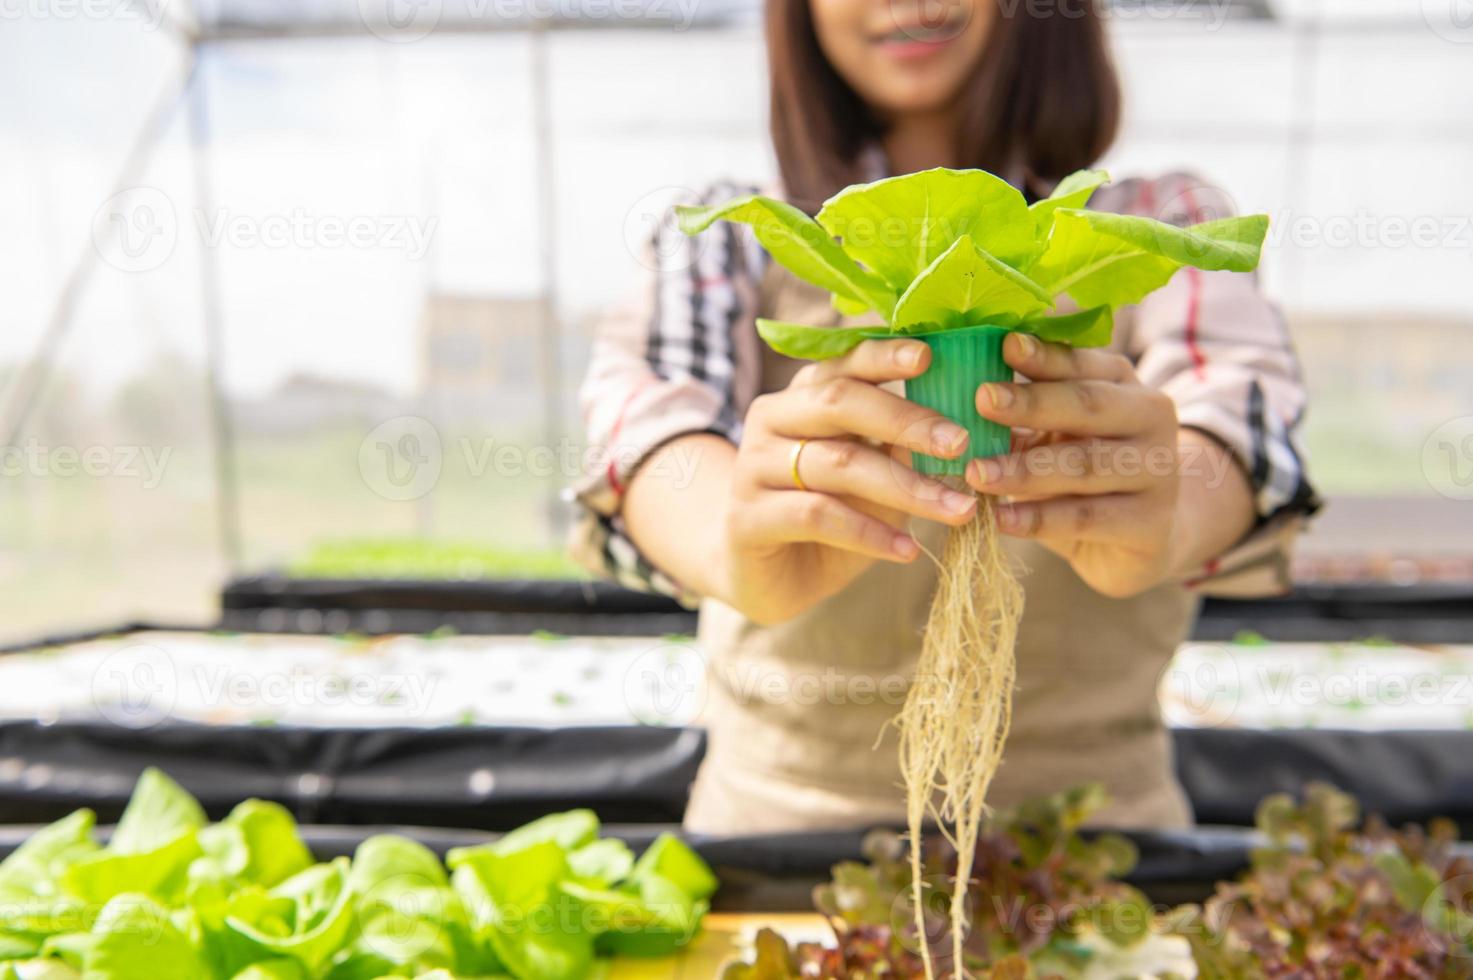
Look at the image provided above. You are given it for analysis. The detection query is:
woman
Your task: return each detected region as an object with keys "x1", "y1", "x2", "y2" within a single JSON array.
[{"x1": 573, "y1": 0, "x2": 1318, "y2": 834}]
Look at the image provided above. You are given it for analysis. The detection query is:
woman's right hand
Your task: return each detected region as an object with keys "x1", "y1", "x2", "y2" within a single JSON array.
[{"x1": 717, "y1": 338, "x2": 979, "y2": 624}]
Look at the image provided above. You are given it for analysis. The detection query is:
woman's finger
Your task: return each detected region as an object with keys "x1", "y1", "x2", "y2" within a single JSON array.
[
  {"x1": 735, "y1": 490, "x2": 922, "y2": 562},
  {"x1": 764, "y1": 438, "x2": 977, "y2": 525},
  {"x1": 995, "y1": 493, "x2": 1163, "y2": 545},
  {"x1": 964, "y1": 439, "x2": 1160, "y2": 498},
  {"x1": 1003, "y1": 333, "x2": 1135, "y2": 383},
  {"x1": 759, "y1": 378, "x2": 970, "y2": 459},
  {"x1": 976, "y1": 378, "x2": 1175, "y2": 438},
  {"x1": 796, "y1": 338, "x2": 933, "y2": 386}
]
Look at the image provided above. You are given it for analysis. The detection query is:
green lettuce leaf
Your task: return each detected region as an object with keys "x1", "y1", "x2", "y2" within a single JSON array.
[
  {"x1": 223, "y1": 858, "x2": 356, "y2": 973},
  {"x1": 349, "y1": 836, "x2": 448, "y2": 898},
  {"x1": 675, "y1": 196, "x2": 893, "y2": 315},
  {"x1": 449, "y1": 842, "x2": 592, "y2": 980},
  {"x1": 62, "y1": 769, "x2": 206, "y2": 906},
  {"x1": 1029, "y1": 169, "x2": 1110, "y2": 240},
  {"x1": 82, "y1": 894, "x2": 210, "y2": 979},
  {"x1": 230, "y1": 961, "x2": 309, "y2": 979},
  {"x1": 1018, "y1": 306, "x2": 1115, "y2": 348},
  {"x1": 0, "y1": 809, "x2": 99, "y2": 892},
  {"x1": 816, "y1": 168, "x2": 1036, "y2": 283},
  {"x1": 890, "y1": 235, "x2": 1053, "y2": 332},
  {"x1": 565, "y1": 840, "x2": 633, "y2": 887},
  {"x1": 627, "y1": 835, "x2": 717, "y2": 903},
  {"x1": 192, "y1": 800, "x2": 313, "y2": 890},
  {"x1": 107, "y1": 769, "x2": 207, "y2": 855},
  {"x1": 1030, "y1": 209, "x2": 1268, "y2": 310},
  {"x1": 61, "y1": 830, "x2": 201, "y2": 908},
  {"x1": 753, "y1": 321, "x2": 888, "y2": 362}
]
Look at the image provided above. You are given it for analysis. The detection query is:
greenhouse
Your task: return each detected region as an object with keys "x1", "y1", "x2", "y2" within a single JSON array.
[{"x1": 2, "y1": 0, "x2": 1472, "y2": 976}]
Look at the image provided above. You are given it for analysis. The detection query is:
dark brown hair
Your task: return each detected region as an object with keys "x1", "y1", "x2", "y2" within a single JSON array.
[{"x1": 767, "y1": 0, "x2": 1121, "y2": 212}]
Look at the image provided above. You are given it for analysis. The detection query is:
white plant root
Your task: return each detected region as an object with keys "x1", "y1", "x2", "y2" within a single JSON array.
[{"x1": 896, "y1": 495, "x2": 1023, "y2": 979}]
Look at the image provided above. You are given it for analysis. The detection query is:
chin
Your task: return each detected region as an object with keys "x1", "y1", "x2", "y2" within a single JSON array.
[{"x1": 866, "y1": 77, "x2": 964, "y2": 117}]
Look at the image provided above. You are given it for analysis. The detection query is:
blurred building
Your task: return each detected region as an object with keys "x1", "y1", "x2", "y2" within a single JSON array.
[{"x1": 418, "y1": 293, "x2": 553, "y2": 426}]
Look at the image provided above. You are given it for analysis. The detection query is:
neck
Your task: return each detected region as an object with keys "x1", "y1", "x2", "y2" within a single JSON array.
[{"x1": 881, "y1": 108, "x2": 960, "y2": 176}]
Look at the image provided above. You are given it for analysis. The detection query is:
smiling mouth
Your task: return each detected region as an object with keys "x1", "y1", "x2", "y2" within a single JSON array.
[{"x1": 873, "y1": 16, "x2": 966, "y2": 45}]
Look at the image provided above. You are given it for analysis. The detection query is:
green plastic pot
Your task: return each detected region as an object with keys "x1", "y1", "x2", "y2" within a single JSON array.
[{"x1": 903, "y1": 324, "x2": 1013, "y2": 477}]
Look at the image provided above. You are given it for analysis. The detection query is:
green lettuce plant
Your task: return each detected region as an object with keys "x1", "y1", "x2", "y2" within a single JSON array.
[
  {"x1": 681, "y1": 167, "x2": 1267, "y2": 479},
  {"x1": 677, "y1": 167, "x2": 1268, "y2": 361},
  {"x1": 0, "y1": 769, "x2": 717, "y2": 980}
]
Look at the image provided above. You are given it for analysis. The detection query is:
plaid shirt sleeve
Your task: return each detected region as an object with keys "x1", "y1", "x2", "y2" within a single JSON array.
[
  {"x1": 568, "y1": 182, "x2": 766, "y2": 607},
  {"x1": 1100, "y1": 173, "x2": 1321, "y2": 596}
]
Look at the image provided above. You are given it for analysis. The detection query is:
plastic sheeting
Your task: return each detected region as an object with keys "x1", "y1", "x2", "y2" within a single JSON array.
[
  {"x1": 1174, "y1": 727, "x2": 1473, "y2": 833},
  {"x1": 0, "y1": 719, "x2": 705, "y2": 830}
]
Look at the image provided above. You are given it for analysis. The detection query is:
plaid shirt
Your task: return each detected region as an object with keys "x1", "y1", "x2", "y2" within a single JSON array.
[{"x1": 571, "y1": 172, "x2": 1320, "y2": 606}]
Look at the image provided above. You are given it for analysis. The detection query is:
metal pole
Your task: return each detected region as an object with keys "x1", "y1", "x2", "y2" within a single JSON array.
[
  {"x1": 0, "y1": 54, "x2": 197, "y2": 448},
  {"x1": 530, "y1": 21, "x2": 567, "y2": 538},
  {"x1": 185, "y1": 51, "x2": 244, "y2": 574}
]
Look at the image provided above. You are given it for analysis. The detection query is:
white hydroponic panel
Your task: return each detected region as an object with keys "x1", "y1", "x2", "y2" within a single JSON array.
[
  {"x1": 1161, "y1": 640, "x2": 1473, "y2": 731},
  {"x1": 0, "y1": 631, "x2": 704, "y2": 730}
]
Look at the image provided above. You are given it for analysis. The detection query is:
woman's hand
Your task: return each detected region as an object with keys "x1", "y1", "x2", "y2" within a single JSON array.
[
  {"x1": 718, "y1": 339, "x2": 980, "y2": 624},
  {"x1": 965, "y1": 333, "x2": 1191, "y2": 599}
]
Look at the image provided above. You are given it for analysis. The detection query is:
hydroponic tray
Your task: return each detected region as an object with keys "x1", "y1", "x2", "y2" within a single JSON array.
[
  {"x1": 0, "y1": 628, "x2": 705, "y2": 828},
  {"x1": 221, "y1": 574, "x2": 1473, "y2": 642},
  {"x1": 220, "y1": 574, "x2": 697, "y2": 637},
  {"x1": 4, "y1": 628, "x2": 1473, "y2": 833}
]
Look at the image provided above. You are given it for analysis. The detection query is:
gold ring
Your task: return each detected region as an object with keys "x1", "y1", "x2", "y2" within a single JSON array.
[{"x1": 789, "y1": 439, "x2": 810, "y2": 492}]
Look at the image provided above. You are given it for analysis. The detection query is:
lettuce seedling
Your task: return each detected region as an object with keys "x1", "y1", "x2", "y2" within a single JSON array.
[
  {"x1": 677, "y1": 167, "x2": 1268, "y2": 361},
  {"x1": 0, "y1": 768, "x2": 718, "y2": 979}
]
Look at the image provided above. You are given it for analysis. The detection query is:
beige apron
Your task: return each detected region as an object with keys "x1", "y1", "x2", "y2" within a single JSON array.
[{"x1": 683, "y1": 266, "x2": 1199, "y2": 835}]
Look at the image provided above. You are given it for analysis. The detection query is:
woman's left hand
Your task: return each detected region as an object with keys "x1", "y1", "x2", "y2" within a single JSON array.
[{"x1": 965, "y1": 332, "x2": 1183, "y2": 599}]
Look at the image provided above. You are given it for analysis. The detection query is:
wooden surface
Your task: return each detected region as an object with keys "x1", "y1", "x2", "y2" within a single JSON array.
[{"x1": 606, "y1": 913, "x2": 828, "y2": 978}]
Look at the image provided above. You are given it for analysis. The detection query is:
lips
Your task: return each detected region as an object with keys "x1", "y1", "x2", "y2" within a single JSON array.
[{"x1": 871, "y1": 14, "x2": 967, "y2": 46}]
